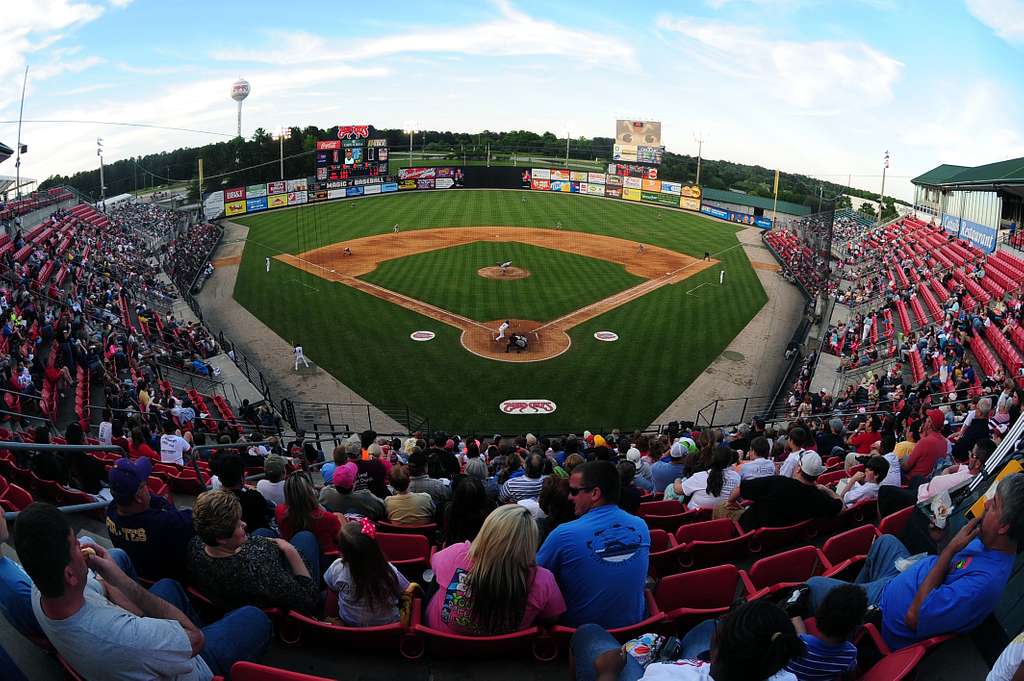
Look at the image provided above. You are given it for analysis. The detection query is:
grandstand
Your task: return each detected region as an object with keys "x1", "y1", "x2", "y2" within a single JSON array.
[{"x1": 0, "y1": 153, "x2": 1020, "y2": 681}]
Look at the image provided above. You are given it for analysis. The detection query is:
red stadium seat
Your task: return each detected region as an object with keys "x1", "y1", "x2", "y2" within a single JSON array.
[
  {"x1": 857, "y1": 644, "x2": 927, "y2": 681},
  {"x1": 821, "y1": 524, "x2": 879, "y2": 579},
  {"x1": 654, "y1": 564, "x2": 741, "y2": 633},
  {"x1": 1, "y1": 483, "x2": 33, "y2": 511},
  {"x1": 638, "y1": 499, "x2": 685, "y2": 517},
  {"x1": 215, "y1": 661, "x2": 337, "y2": 681},
  {"x1": 376, "y1": 532, "x2": 431, "y2": 575},
  {"x1": 545, "y1": 590, "x2": 666, "y2": 652},
  {"x1": 673, "y1": 518, "x2": 750, "y2": 570},
  {"x1": 376, "y1": 521, "x2": 438, "y2": 540},
  {"x1": 879, "y1": 506, "x2": 914, "y2": 537},
  {"x1": 746, "y1": 519, "x2": 815, "y2": 555},
  {"x1": 740, "y1": 546, "x2": 829, "y2": 600}
]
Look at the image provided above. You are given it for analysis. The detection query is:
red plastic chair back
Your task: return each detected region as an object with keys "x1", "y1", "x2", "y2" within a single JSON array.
[
  {"x1": 0, "y1": 475, "x2": 8, "y2": 496},
  {"x1": 674, "y1": 518, "x2": 739, "y2": 544},
  {"x1": 228, "y1": 661, "x2": 336, "y2": 681},
  {"x1": 879, "y1": 506, "x2": 914, "y2": 537},
  {"x1": 655, "y1": 564, "x2": 740, "y2": 613},
  {"x1": 743, "y1": 545, "x2": 826, "y2": 593},
  {"x1": 638, "y1": 499, "x2": 685, "y2": 517},
  {"x1": 821, "y1": 524, "x2": 878, "y2": 566},
  {"x1": 747, "y1": 519, "x2": 814, "y2": 554},
  {"x1": 2, "y1": 483, "x2": 33, "y2": 510},
  {"x1": 377, "y1": 532, "x2": 431, "y2": 567},
  {"x1": 857, "y1": 644, "x2": 926, "y2": 681},
  {"x1": 817, "y1": 469, "x2": 846, "y2": 487},
  {"x1": 376, "y1": 520, "x2": 437, "y2": 539}
]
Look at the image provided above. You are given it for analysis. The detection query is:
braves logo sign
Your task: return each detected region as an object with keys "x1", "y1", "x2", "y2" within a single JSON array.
[
  {"x1": 337, "y1": 125, "x2": 370, "y2": 139},
  {"x1": 499, "y1": 400, "x2": 557, "y2": 415}
]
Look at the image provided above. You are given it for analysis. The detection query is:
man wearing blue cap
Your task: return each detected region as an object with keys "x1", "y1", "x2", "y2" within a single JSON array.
[{"x1": 106, "y1": 458, "x2": 195, "y2": 581}]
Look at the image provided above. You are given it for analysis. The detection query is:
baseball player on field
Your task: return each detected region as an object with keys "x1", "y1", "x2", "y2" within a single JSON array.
[
  {"x1": 293, "y1": 343, "x2": 310, "y2": 370},
  {"x1": 495, "y1": 320, "x2": 510, "y2": 342}
]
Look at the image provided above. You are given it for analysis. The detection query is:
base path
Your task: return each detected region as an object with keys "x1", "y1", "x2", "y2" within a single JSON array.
[{"x1": 276, "y1": 226, "x2": 716, "y2": 362}]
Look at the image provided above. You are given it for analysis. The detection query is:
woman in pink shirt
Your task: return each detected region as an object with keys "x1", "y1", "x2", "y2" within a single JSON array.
[{"x1": 426, "y1": 504, "x2": 565, "y2": 635}]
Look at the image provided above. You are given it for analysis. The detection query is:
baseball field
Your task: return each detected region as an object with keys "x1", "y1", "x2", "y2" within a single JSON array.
[{"x1": 230, "y1": 189, "x2": 767, "y2": 432}]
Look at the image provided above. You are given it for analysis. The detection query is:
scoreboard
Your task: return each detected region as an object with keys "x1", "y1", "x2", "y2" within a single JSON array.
[{"x1": 315, "y1": 125, "x2": 389, "y2": 181}]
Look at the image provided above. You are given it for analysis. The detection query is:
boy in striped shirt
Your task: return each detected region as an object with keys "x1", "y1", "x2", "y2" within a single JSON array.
[{"x1": 785, "y1": 584, "x2": 864, "y2": 680}]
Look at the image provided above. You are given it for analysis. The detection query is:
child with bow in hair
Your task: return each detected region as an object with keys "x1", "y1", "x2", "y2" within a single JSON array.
[{"x1": 323, "y1": 519, "x2": 410, "y2": 627}]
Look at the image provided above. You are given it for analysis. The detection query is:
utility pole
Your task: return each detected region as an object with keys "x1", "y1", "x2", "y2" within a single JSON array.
[
  {"x1": 97, "y1": 138, "x2": 106, "y2": 210},
  {"x1": 565, "y1": 130, "x2": 570, "y2": 168},
  {"x1": 880, "y1": 150, "x2": 889, "y2": 220},
  {"x1": 818, "y1": 184, "x2": 824, "y2": 212},
  {"x1": 14, "y1": 66, "x2": 28, "y2": 203},
  {"x1": 694, "y1": 133, "x2": 705, "y2": 185}
]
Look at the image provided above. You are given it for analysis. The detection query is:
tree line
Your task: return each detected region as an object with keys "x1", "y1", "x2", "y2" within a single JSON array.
[{"x1": 39, "y1": 125, "x2": 907, "y2": 219}]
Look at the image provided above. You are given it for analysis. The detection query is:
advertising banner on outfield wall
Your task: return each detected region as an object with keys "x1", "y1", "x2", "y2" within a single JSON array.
[
  {"x1": 398, "y1": 167, "x2": 437, "y2": 180},
  {"x1": 623, "y1": 188, "x2": 642, "y2": 201},
  {"x1": 346, "y1": 186, "x2": 364, "y2": 197},
  {"x1": 570, "y1": 171, "x2": 587, "y2": 182},
  {"x1": 680, "y1": 197, "x2": 700, "y2": 211},
  {"x1": 225, "y1": 200, "x2": 246, "y2": 216},
  {"x1": 436, "y1": 178, "x2": 454, "y2": 189},
  {"x1": 550, "y1": 169, "x2": 569, "y2": 181},
  {"x1": 287, "y1": 179, "x2": 308, "y2": 192},
  {"x1": 551, "y1": 180, "x2": 570, "y2": 192},
  {"x1": 382, "y1": 183, "x2": 399, "y2": 193},
  {"x1": 570, "y1": 182, "x2": 581, "y2": 193},
  {"x1": 416, "y1": 179, "x2": 435, "y2": 190},
  {"x1": 311, "y1": 190, "x2": 328, "y2": 202},
  {"x1": 267, "y1": 181, "x2": 286, "y2": 195},
  {"x1": 613, "y1": 144, "x2": 638, "y2": 162},
  {"x1": 267, "y1": 194, "x2": 288, "y2": 209},
  {"x1": 224, "y1": 187, "x2": 245, "y2": 202},
  {"x1": 702, "y1": 205, "x2": 772, "y2": 228},
  {"x1": 399, "y1": 180, "x2": 417, "y2": 191},
  {"x1": 288, "y1": 191, "x2": 307, "y2": 205},
  {"x1": 327, "y1": 188, "x2": 346, "y2": 200},
  {"x1": 531, "y1": 179, "x2": 551, "y2": 191},
  {"x1": 203, "y1": 191, "x2": 225, "y2": 219},
  {"x1": 532, "y1": 168, "x2": 551, "y2": 181},
  {"x1": 579, "y1": 182, "x2": 589, "y2": 194},
  {"x1": 588, "y1": 172, "x2": 606, "y2": 184},
  {"x1": 246, "y1": 184, "x2": 268, "y2": 198},
  {"x1": 363, "y1": 184, "x2": 381, "y2": 195},
  {"x1": 520, "y1": 169, "x2": 532, "y2": 188},
  {"x1": 641, "y1": 178, "x2": 660, "y2": 193},
  {"x1": 606, "y1": 175, "x2": 623, "y2": 187},
  {"x1": 586, "y1": 183, "x2": 604, "y2": 196},
  {"x1": 623, "y1": 176, "x2": 643, "y2": 190},
  {"x1": 246, "y1": 196, "x2": 268, "y2": 212},
  {"x1": 660, "y1": 181, "x2": 682, "y2": 195},
  {"x1": 605, "y1": 186, "x2": 622, "y2": 198}
]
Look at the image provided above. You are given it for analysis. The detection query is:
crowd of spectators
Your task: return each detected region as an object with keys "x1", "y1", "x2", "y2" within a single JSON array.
[
  {"x1": 164, "y1": 222, "x2": 221, "y2": 292},
  {"x1": 108, "y1": 202, "x2": 184, "y2": 242}
]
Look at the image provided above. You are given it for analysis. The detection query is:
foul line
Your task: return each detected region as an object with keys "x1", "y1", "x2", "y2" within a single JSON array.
[{"x1": 686, "y1": 282, "x2": 712, "y2": 296}]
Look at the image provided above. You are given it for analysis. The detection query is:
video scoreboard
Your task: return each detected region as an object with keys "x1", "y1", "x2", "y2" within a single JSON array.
[{"x1": 315, "y1": 125, "x2": 389, "y2": 181}]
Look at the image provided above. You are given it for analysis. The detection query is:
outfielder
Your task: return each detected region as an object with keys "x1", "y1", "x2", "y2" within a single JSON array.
[
  {"x1": 293, "y1": 344, "x2": 310, "y2": 370},
  {"x1": 720, "y1": 269, "x2": 726, "y2": 285},
  {"x1": 265, "y1": 257, "x2": 271, "y2": 273},
  {"x1": 495, "y1": 320, "x2": 510, "y2": 342}
]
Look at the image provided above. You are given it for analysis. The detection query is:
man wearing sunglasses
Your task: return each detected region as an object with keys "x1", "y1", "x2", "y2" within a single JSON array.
[{"x1": 537, "y1": 461, "x2": 650, "y2": 629}]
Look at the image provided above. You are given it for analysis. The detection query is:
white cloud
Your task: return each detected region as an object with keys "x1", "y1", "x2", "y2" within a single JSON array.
[
  {"x1": 966, "y1": 0, "x2": 1024, "y2": 44},
  {"x1": 656, "y1": 15, "x2": 904, "y2": 107},
  {"x1": 212, "y1": 1, "x2": 634, "y2": 67},
  {"x1": 108, "y1": 0, "x2": 134, "y2": 6}
]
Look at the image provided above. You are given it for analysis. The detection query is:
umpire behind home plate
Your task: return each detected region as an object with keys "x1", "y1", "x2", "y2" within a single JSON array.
[{"x1": 506, "y1": 333, "x2": 529, "y2": 353}]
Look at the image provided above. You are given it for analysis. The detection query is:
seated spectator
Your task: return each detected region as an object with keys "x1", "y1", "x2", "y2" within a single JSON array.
[
  {"x1": 833, "y1": 456, "x2": 889, "y2": 508},
  {"x1": 953, "y1": 397, "x2": 992, "y2": 462},
  {"x1": 428, "y1": 505, "x2": 565, "y2": 634},
  {"x1": 443, "y1": 476, "x2": 495, "y2": 545},
  {"x1": 218, "y1": 454, "x2": 273, "y2": 533},
  {"x1": 728, "y1": 452, "x2": 842, "y2": 532},
  {"x1": 815, "y1": 418, "x2": 847, "y2": 458},
  {"x1": 804, "y1": 472, "x2": 1023, "y2": 651},
  {"x1": 918, "y1": 439, "x2": 996, "y2": 503},
  {"x1": 572, "y1": 599, "x2": 804, "y2": 681},
  {"x1": 785, "y1": 584, "x2": 865, "y2": 681},
  {"x1": 893, "y1": 422, "x2": 919, "y2": 460},
  {"x1": 651, "y1": 440, "x2": 688, "y2": 493},
  {"x1": 616, "y1": 461, "x2": 643, "y2": 515},
  {"x1": 740, "y1": 436, "x2": 777, "y2": 480},
  {"x1": 779, "y1": 428, "x2": 816, "y2": 478},
  {"x1": 537, "y1": 460, "x2": 650, "y2": 628},
  {"x1": 385, "y1": 466, "x2": 435, "y2": 525},
  {"x1": 256, "y1": 454, "x2": 287, "y2": 506},
  {"x1": 15, "y1": 502, "x2": 270, "y2": 679},
  {"x1": 188, "y1": 490, "x2": 320, "y2": 614},
  {"x1": 536, "y1": 476, "x2": 574, "y2": 544},
  {"x1": 501, "y1": 452, "x2": 546, "y2": 503},
  {"x1": 902, "y1": 409, "x2": 950, "y2": 486},
  {"x1": 320, "y1": 463, "x2": 385, "y2": 520},
  {"x1": 848, "y1": 416, "x2": 882, "y2": 455},
  {"x1": 678, "y1": 446, "x2": 741, "y2": 511},
  {"x1": 353, "y1": 440, "x2": 391, "y2": 499},
  {"x1": 320, "y1": 444, "x2": 347, "y2": 486},
  {"x1": 128, "y1": 426, "x2": 158, "y2": 460},
  {"x1": 408, "y1": 448, "x2": 450, "y2": 507},
  {"x1": 159, "y1": 420, "x2": 191, "y2": 465},
  {"x1": 323, "y1": 519, "x2": 409, "y2": 627},
  {"x1": 64, "y1": 422, "x2": 107, "y2": 498},
  {"x1": 274, "y1": 471, "x2": 342, "y2": 554},
  {"x1": 106, "y1": 458, "x2": 194, "y2": 580},
  {"x1": 0, "y1": 511, "x2": 42, "y2": 638}
]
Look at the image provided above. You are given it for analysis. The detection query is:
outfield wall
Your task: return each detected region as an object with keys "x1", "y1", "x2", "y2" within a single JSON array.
[{"x1": 200, "y1": 164, "x2": 763, "y2": 227}]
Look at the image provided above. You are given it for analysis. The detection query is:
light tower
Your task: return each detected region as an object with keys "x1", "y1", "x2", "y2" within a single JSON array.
[{"x1": 231, "y1": 78, "x2": 250, "y2": 139}]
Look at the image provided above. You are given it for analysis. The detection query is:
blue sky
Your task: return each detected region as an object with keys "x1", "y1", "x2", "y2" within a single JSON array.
[{"x1": 2, "y1": 0, "x2": 1023, "y2": 201}]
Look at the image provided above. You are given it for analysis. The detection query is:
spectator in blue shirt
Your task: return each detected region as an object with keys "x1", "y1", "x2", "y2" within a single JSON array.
[
  {"x1": 786, "y1": 584, "x2": 864, "y2": 680},
  {"x1": 537, "y1": 460, "x2": 650, "y2": 628},
  {"x1": 804, "y1": 472, "x2": 1023, "y2": 651},
  {"x1": 651, "y1": 441, "x2": 688, "y2": 493},
  {"x1": 0, "y1": 512, "x2": 42, "y2": 639}
]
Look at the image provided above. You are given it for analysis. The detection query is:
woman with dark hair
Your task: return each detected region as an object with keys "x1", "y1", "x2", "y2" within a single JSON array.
[
  {"x1": 323, "y1": 519, "x2": 409, "y2": 627},
  {"x1": 443, "y1": 476, "x2": 495, "y2": 546},
  {"x1": 677, "y1": 446, "x2": 740, "y2": 511},
  {"x1": 497, "y1": 450, "x2": 523, "y2": 485},
  {"x1": 128, "y1": 426, "x2": 158, "y2": 460},
  {"x1": 536, "y1": 476, "x2": 574, "y2": 543}
]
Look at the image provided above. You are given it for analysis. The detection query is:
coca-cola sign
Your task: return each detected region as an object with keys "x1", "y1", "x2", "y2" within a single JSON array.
[{"x1": 499, "y1": 400, "x2": 557, "y2": 415}]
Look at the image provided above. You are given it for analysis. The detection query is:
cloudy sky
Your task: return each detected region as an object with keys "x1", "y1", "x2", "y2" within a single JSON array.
[{"x1": 2, "y1": 0, "x2": 1023, "y2": 201}]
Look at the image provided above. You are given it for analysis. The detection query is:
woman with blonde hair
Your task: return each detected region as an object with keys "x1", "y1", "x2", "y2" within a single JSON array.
[
  {"x1": 426, "y1": 505, "x2": 565, "y2": 635},
  {"x1": 274, "y1": 471, "x2": 342, "y2": 554}
]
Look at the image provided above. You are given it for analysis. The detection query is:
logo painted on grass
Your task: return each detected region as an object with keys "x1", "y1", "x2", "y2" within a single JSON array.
[
  {"x1": 594, "y1": 331, "x2": 619, "y2": 342},
  {"x1": 410, "y1": 331, "x2": 436, "y2": 341},
  {"x1": 499, "y1": 400, "x2": 557, "y2": 415}
]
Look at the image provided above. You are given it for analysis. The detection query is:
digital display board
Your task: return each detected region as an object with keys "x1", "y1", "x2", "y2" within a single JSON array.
[{"x1": 314, "y1": 127, "x2": 389, "y2": 181}]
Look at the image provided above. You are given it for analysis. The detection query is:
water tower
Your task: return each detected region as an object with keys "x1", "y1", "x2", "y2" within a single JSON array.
[{"x1": 231, "y1": 78, "x2": 250, "y2": 138}]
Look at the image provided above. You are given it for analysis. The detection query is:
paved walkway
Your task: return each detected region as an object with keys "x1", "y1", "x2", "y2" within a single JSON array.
[
  {"x1": 649, "y1": 227, "x2": 807, "y2": 428},
  {"x1": 196, "y1": 220, "x2": 403, "y2": 433}
]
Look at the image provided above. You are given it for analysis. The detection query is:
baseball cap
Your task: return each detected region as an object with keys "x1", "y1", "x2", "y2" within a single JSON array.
[
  {"x1": 626, "y1": 447, "x2": 641, "y2": 463},
  {"x1": 926, "y1": 408, "x2": 945, "y2": 430},
  {"x1": 678, "y1": 437, "x2": 697, "y2": 453},
  {"x1": 332, "y1": 462, "x2": 357, "y2": 490},
  {"x1": 109, "y1": 457, "x2": 152, "y2": 503},
  {"x1": 799, "y1": 451, "x2": 825, "y2": 478},
  {"x1": 594, "y1": 435, "x2": 607, "y2": 447},
  {"x1": 670, "y1": 442, "x2": 686, "y2": 459}
]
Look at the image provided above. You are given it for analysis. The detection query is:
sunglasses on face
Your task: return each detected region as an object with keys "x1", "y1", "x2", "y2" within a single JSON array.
[{"x1": 568, "y1": 485, "x2": 595, "y2": 496}]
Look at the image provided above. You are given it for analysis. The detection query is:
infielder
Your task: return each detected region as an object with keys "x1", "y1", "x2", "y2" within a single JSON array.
[
  {"x1": 638, "y1": 243, "x2": 646, "y2": 254},
  {"x1": 293, "y1": 343, "x2": 310, "y2": 370},
  {"x1": 393, "y1": 224, "x2": 400, "y2": 233},
  {"x1": 495, "y1": 320, "x2": 510, "y2": 342},
  {"x1": 720, "y1": 269, "x2": 726, "y2": 285},
  {"x1": 265, "y1": 257, "x2": 271, "y2": 273}
]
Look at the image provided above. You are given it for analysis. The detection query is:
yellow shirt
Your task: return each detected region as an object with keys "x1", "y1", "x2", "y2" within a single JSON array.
[{"x1": 893, "y1": 440, "x2": 915, "y2": 459}]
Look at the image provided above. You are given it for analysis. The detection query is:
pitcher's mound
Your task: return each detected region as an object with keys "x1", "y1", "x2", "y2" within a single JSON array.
[{"x1": 478, "y1": 266, "x2": 530, "y2": 280}]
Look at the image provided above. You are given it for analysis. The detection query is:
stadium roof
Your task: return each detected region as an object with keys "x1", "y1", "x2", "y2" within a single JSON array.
[
  {"x1": 912, "y1": 156, "x2": 1024, "y2": 189},
  {"x1": 701, "y1": 187, "x2": 812, "y2": 216},
  {"x1": 910, "y1": 164, "x2": 969, "y2": 186},
  {"x1": 0, "y1": 141, "x2": 12, "y2": 165}
]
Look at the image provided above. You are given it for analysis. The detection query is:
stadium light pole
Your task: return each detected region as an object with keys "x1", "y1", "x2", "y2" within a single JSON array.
[
  {"x1": 272, "y1": 127, "x2": 291, "y2": 180},
  {"x1": 694, "y1": 133, "x2": 705, "y2": 186},
  {"x1": 96, "y1": 138, "x2": 106, "y2": 211},
  {"x1": 879, "y1": 150, "x2": 890, "y2": 220},
  {"x1": 403, "y1": 125, "x2": 416, "y2": 168}
]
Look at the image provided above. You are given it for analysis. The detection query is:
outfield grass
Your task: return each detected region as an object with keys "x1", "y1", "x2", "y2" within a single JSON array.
[
  {"x1": 360, "y1": 241, "x2": 643, "y2": 322},
  {"x1": 232, "y1": 190, "x2": 766, "y2": 432}
]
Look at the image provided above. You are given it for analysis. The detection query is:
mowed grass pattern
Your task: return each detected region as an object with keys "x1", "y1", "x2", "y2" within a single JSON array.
[
  {"x1": 360, "y1": 241, "x2": 644, "y2": 321},
  {"x1": 232, "y1": 190, "x2": 767, "y2": 431}
]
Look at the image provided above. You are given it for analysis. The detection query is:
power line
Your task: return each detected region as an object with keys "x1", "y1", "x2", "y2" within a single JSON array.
[
  {"x1": 0, "y1": 119, "x2": 233, "y2": 137},
  {"x1": 130, "y1": 147, "x2": 318, "y2": 184}
]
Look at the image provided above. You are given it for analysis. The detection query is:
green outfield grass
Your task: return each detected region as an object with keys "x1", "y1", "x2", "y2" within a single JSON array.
[
  {"x1": 232, "y1": 190, "x2": 767, "y2": 432},
  {"x1": 360, "y1": 241, "x2": 644, "y2": 322}
]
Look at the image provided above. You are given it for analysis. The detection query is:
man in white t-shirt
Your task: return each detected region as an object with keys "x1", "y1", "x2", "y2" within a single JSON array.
[
  {"x1": 989, "y1": 632, "x2": 1024, "y2": 681},
  {"x1": 160, "y1": 422, "x2": 191, "y2": 465},
  {"x1": 739, "y1": 436, "x2": 777, "y2": 481},
  {"x1": 779, "y1": 428, "x2": 814, "y2": 478},
  {"x1": 15, "y1": 502, "x2": 271, "y2": 680},
  {"x1": 833, "y1": 457, "x2": 889, "y2": 508}
]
